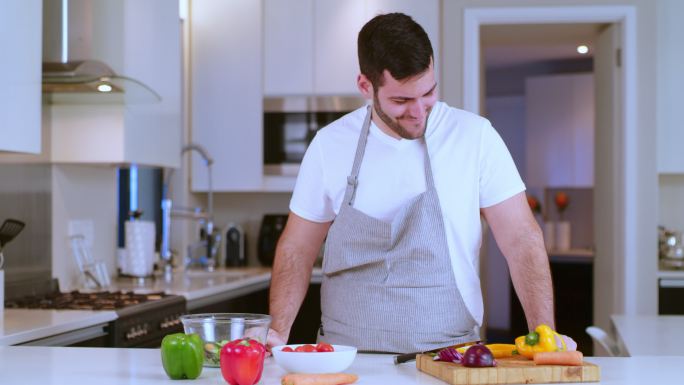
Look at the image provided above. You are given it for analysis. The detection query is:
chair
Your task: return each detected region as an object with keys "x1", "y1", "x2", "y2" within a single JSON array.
[{"x1": 585, "y1": 326, "x2": 623, "y2": 356}]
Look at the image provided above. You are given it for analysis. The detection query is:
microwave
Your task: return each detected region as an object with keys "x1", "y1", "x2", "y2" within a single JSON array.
[{"x1": 263, "y1": 96, "x2": 366, "y2": 176}]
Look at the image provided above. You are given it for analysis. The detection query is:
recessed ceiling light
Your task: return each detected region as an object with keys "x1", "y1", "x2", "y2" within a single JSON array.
[
  {"x1": 577, "y1": 45, "x2": 589, "y2": 55},
  {"x1": 97, "y1": 83, "x2": 113, "y2": 93}
]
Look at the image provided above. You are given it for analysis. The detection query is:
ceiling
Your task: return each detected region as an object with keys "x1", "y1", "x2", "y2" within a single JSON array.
[{"x1": 482, "y1": 23, "x2": 607, "y2": 69}]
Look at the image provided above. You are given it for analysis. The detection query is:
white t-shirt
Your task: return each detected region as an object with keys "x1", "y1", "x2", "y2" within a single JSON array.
[{"x1": 290, "y1": 101, "x2": 526, "y2": 326}]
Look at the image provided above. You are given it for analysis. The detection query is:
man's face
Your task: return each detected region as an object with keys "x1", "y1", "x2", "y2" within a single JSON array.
[{"x1": 371, "y1": 63, "x2": 437, "y2": 140}]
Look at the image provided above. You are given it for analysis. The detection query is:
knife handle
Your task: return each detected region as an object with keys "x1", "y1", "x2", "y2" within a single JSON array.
[{"x1": 393, "y1": 353, "x2": 418, "y2": 365}]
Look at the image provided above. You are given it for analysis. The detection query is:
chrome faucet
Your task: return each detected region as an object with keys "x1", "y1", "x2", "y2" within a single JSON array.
[{"x1": 160, "y1": 142, "x2": 216, "y2": 272}]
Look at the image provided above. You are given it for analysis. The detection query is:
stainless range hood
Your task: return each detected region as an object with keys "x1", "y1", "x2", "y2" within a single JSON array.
[{"x1": 42, "y1": 0, "x2": 160, "y2": 103}]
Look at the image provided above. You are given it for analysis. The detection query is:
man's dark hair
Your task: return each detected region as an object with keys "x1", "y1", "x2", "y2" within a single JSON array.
[{"x1": 357, "y1": 13, "x2": 433, "y2": 89}]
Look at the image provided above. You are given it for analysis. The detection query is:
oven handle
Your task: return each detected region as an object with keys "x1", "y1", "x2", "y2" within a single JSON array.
[
  {"x1": 18, "y1": 323, "x2": 108, "y2": 347},
  {"x1": 659, "y1": 279, "x2": 684, "y2": 288}
]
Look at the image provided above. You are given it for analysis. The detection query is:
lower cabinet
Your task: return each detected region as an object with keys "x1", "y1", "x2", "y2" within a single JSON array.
[
  {"x1": 289, "y1": 283, "x2": 322, "y2": 344},
  {"x1": 191, "y1": 288, "x2": 270, "y2": 315},
  {"x1": 188, "y1": 284, "x2": 322, "y2": 344}
]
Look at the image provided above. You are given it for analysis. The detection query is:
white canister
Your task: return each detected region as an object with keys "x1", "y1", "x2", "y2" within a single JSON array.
[
  {"x1": 555, "y1": 221, "x2": 572, "y2": 251},
  {"x1": 543, "y1": 221, "x2": 556, "y2": 252},
  {"x1": 124, "y1": 221, "x2": 156, "y2": 277}
]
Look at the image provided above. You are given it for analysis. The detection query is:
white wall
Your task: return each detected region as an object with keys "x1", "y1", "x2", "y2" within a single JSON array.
[
  {"x1": 659, "y1": 175, "x2": 684, "y2": 231},
  {"x1": 525, "y1": 73, "x2": 594, "y2": 189},
  {"x1": 51, "y1": 165, "x2": 118, "y2": 290}
]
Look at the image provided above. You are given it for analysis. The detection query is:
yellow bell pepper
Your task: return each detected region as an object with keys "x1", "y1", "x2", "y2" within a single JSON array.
[
  {"x1": 456, "y1": 344, "x2": 517, "y2": 359},
  {"x1": 515, "y1": 324, "x2": 567, "y2": 359}
]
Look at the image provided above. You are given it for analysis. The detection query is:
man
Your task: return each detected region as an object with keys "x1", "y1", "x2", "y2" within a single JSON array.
[{"x1": 267, "y1": 13, "x2": 565, "y2": 353}]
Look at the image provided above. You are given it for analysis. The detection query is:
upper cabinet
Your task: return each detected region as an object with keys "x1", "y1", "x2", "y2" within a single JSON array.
[
  {"x1": 48, "y1": 0, "x2": 182, "y2": 168},
  {"x1": 191, "y1": 0, "x2": 263, "y2": 191},
  {"x1": 0, "y1": 0, "x2": 182, "y2": 167},
  {"x1": 264, "y1": 0, "x2": 440, "y2": 96},
  {"x1": 525, "y1": 73, "x2": 595, "y2": 188},
  {"x1": 0, "y1": 0, "x2": 42, "y2": 154},
  {"x1": 657, "y1": 0, "x2": 684, "y2": 173},
  {"x1": 264, "y1": 0, "x2": 314, "y2": 96}
]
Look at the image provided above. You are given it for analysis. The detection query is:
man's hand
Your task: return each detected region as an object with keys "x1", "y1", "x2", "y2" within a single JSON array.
[
  {"x1": 265, "y1": 328, "x2": 288, "y2": 356},
  {"x1": 556, "y1": 333, "x2": 578, "y2": 351}
]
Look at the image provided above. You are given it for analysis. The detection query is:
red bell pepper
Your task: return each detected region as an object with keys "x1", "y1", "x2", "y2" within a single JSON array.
[{"x1": 220, "y1": 338, "x2": 266, "y2": 385}]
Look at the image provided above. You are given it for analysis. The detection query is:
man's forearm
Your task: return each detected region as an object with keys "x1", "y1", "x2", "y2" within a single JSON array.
[
  {"x1": 269, "y1": 242, "x2": 315, "y2": 337},
  {"x1": 507, "y1": 229, "x2": 555, "y2": 331}
]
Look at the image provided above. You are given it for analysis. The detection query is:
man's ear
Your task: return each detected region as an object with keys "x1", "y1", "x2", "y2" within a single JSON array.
[{"x1": 357, "y1": 74, "x2": 373, "y2": 99}]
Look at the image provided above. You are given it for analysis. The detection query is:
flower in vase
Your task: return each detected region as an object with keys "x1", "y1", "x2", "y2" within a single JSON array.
[
  {"x1": 554, "y1": 191, "x2": 570, "y2": 220},
  {"x1": 527, "y1": 194, "x2": 542, "y2": 215}
]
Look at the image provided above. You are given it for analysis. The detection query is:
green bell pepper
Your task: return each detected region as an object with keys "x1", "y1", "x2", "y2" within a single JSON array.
[{"x1": 161, "y1": 333, "x2": 204, "y2": 380}]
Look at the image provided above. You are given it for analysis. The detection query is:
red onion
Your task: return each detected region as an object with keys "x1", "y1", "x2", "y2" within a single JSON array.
[
  {"x1": 462, "y1": 344, "x2": 496, "y2": 367},
  {"x1": 435, "y1": 347, "x2": 463, "y2": 363}
]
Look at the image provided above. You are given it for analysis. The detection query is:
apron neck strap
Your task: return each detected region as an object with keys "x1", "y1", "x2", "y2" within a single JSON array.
[{"x1": 343, "y1": 105, "x2": 435, "y2": 207}]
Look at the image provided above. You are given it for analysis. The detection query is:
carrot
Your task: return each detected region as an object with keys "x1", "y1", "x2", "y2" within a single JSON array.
[
  {"x1": 281, "y1": 373, "x2": 359, "y2": 385},
  {"x1": 533, "y1": 350, "x2": 584, "y2": 366}
]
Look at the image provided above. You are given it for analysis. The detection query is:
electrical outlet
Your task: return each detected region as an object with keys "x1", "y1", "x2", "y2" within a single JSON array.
[{"x1": 68, "y1": 219, "x2": 94, "y2": 248}]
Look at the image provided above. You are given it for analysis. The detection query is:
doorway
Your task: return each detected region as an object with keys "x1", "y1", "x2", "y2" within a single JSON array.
[
  {"x1": 463, "y1": 5, "x2": 638, "y2": 352},
  {"x1": 480, "y1": 23, "x2": 600, "y2": 354}
]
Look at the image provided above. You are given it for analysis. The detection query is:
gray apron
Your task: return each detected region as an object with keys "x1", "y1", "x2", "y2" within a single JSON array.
[{"x1": 319, "y1": 106, "x2": 478, "y2": 353}]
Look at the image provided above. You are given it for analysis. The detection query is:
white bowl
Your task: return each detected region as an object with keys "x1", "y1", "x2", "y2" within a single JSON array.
[{"x1": 272, "y1": 344, "x2": 357, "y2": 374}]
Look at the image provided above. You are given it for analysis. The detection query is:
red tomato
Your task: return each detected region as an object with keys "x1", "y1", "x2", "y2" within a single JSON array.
[
  {"x1": 315, "y1": 342, "x2": 334, "y2": 352},
  {"x1": 294, "y1": 344, "x2": 316, "y2": 352},
  {"x1": 281, "y1": 346, "x2": 294, "y2": 352}
]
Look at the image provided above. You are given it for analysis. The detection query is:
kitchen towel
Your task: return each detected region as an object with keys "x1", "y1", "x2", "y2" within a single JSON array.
[{"x1": 124, "y1": 221, "x2": 156, "y2": 277}]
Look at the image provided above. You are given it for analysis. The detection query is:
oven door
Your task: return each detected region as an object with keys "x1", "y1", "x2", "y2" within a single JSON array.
[
  {"x1": 18, "y1": 323, "x2": 110, "y2": 347},
  {"x1": 659, "y1": 278, "x2": 684, "y2": 315}
]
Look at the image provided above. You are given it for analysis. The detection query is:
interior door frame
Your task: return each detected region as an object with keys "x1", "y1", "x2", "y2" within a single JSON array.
[{"x1": 463, "y1": 6, "x2": 638, "y2": 327}]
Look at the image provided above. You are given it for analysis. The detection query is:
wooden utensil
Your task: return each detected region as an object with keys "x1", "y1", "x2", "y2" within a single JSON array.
[
  {"x1": 416, "y1": 353, "x2": 600, "y2": 385},
  {"x1": 0, "y1": 218, "x2": 25, "y2": 269}
]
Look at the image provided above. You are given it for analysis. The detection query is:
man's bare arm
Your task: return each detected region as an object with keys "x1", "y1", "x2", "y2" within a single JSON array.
[
  {"x1": 268, "y1": 212, "x2": 331, "y2": 346},
  {"x1": 481, "y1": 192, "x2": 555, "y2": 331}
]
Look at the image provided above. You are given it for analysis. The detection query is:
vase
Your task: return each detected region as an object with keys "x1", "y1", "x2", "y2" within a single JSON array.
[
  {"x1": 543, "y1": 221, "x2": 555, "y2": 252},
  {"x1": 555, "y1": 221, "x2": 572, "y2": 251}
]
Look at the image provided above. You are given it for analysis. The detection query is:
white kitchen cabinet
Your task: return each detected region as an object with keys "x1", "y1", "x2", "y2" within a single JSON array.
[
  {"x1": 313, "y1": 0, "x2": 367, "y2": 95},
  {"x1": 1, "y1": 0, "x2": 182, "y2": 167},
  {"x1": 0, "y1": 0, "x2": 41, "y2": 154},
  {"x1": 264, "y1": 0, "x2": 440, "y2": 96},
  {"x1": 191, "y1": 0, "x2": 263, "y2": 191},
  {"x1": 264, "y1": 0, "x2": 314, "y2": 96},
  {"x1": 525, "y1": 73, "x2": 595, "y2": 188},
  {"x1": 49, "y1": 0, "x2": 182, "y2": 168},
  {"x1": 657, "y1": 0, "x2": 684, "y2": 173}
]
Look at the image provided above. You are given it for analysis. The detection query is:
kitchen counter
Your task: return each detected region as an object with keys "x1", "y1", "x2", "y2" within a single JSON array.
[
  {"x1": 0, "y1": 309, "x2": 116, "y2": 346},
  {"x1": 1, "y1": 346, "x2": 684, "y2": 385},
  {"x1": 1, "y1": 267, "x2": 323, "y2": 345},
  {"x1": 611, "y1": 314, "x2": 684, "y2": 356},
  {"x1": 112, "y1": 267, "x2": 323, "y2": 310}
]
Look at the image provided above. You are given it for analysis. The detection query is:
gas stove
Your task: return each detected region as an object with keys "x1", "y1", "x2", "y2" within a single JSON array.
[
  {"x1": 6, "y1": 290, "x2": 171, "y2": 310},
  {"x1": 5, "y1": 289, "x2": 187, "y2": 348}
]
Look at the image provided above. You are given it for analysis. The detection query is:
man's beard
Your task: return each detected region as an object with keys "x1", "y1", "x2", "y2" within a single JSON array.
[{"x1": 373, "y1": 93, "x2": 430, "y2": 140}]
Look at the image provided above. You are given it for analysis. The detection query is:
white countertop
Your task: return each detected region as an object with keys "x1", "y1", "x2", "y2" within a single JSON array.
[
  {"x1": 2, "y1": 267, "x2": 324, "y2": 346},
  {"x1": 1, "y1": 346, "x2": 684, "y2": 385},
  {"x1": 611, "y1": 314, "x2": 684, "y2": 356},
  {"x1": 0, "y1": 309, "x2": 116, "y2": 346},
  {"x1": 112, "y1": 267, "x2": 273, "y2": 303}
]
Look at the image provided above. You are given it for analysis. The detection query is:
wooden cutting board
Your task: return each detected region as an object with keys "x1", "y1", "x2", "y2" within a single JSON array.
[{"x1": 416, "y1": 354, "x2": 600, "y2": 385}]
